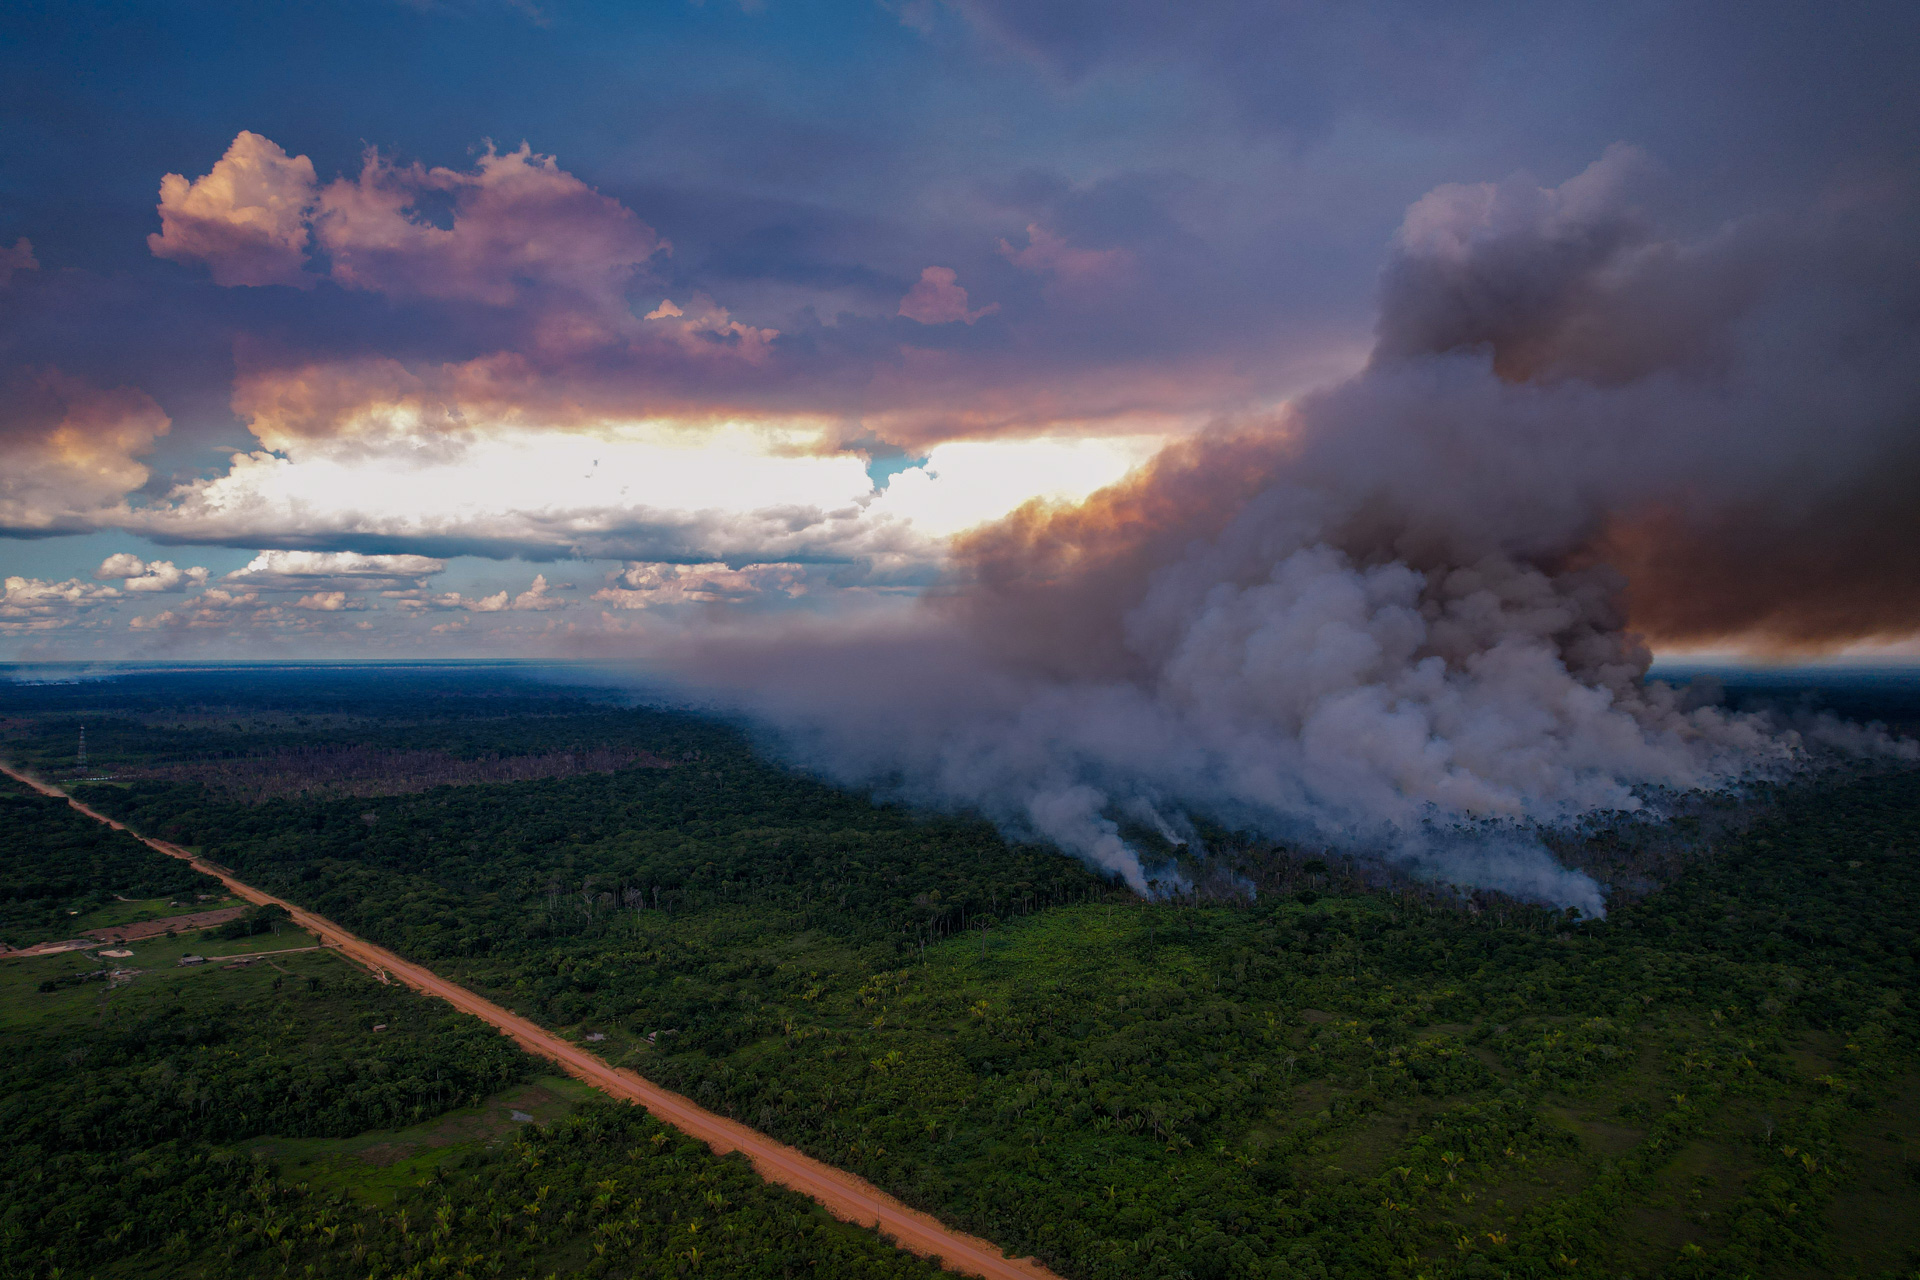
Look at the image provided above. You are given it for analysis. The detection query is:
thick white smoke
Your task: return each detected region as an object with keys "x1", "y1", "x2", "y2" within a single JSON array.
[
  {"x1": 686, "y1": 546, "x2": 1796, "y2": 915},
  {"x1": 652, "y1": 145, "x2": 1920, "y2": 913}
]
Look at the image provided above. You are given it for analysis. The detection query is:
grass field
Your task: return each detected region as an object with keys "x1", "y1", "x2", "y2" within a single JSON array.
[
  {"x1": 65, "y1": 893, "x2": 243, "y2": 933},
  {"x1": 0, "y1": 924, "x2": 350, "y2": 1031},
  {"x1": 242, "y1": 1074, "x2": 600, "y2": 1206}
]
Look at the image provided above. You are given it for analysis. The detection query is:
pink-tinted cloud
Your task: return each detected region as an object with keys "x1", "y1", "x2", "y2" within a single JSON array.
[
  {"x1": 1, "y1": 238, "x2": 37, "y2": 288},
  {"x1": 136, "y1": 131, "x2": 1252, "y2": 478},
  {"x1": 0, "y1": 370, "x2": 171, "y2": 532},
  {"x1": 149, "y1": 131, "x2": 667, "y2": 339},
  {"x1": 314, "y1": 142, "x2": 667, "y2": 316},
  {"x1": 148, "y1": 132, "x2": 317, "y2": 288},
  {"x1": 225, "y1": 352, "x2": 540, "y2": 450},
  {"x1": 642, "y1": 294, "x2": 779, "y2": 363},
  {"x1": 593, "y1": 561, "x2": 807, "y2": 609},
  {"x1": 292, "y1": 591, "x2": 370, "y2": 612},
  {"x1": 997, "y1": 224, "x2": 1132, "y2": 287},
  {"x1": 898, "y1": 266, "x2": 998, "y2": 325}
]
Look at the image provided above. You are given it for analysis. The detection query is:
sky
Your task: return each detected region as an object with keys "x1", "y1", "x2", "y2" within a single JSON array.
[{"x1": 3, "y1": 0, "x2": 1918, "y2": 662}]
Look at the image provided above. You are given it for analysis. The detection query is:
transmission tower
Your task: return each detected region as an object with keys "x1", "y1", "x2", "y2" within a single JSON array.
[{"x1": 76, "y1": 725, "x2": 86, "y2": 772}]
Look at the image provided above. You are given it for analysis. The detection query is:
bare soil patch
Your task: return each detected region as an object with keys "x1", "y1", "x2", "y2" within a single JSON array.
[{"x1": 85, "y1": 905, "x2": 247, "y2": 943}]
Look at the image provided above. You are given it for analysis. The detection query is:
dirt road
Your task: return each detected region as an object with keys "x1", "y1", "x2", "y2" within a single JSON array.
[{"x1": 0, "y1": 762, "x2": 1057, "y2": 1280}]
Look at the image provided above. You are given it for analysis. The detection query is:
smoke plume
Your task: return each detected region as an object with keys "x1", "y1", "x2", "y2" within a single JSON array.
[{"x1": 657, "y1": 146, "x2": 1920, "y2": 911}]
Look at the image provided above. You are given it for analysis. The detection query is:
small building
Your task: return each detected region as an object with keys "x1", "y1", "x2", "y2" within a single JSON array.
[{"x1": 177, "y1": 954, "x2": 205, "y2": 966}]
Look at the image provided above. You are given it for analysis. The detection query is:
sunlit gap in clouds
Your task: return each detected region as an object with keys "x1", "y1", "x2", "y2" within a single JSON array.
[{"x1": 121, "y1": 418, "x2": 1168, "y2": 567}]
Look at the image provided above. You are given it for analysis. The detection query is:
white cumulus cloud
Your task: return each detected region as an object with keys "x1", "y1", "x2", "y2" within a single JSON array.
[{"x1": 94, "y1": 555, "x2": 209, "y2": 592}]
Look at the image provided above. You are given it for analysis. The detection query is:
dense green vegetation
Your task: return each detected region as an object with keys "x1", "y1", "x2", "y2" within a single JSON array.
[
  {"x1": 6, "y1": 667, "x2": 1919, "y2": 1279},
  {"x1": 0, "y1": 775, "x2": 214, "y2": 947},
  {"x1": 0, "y1": 763, "x2": 978, "y2": 1280}
]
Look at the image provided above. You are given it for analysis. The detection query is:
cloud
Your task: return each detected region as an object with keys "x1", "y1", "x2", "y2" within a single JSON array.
[
  {"x1": 222, "y1": 550, "x2": 446, "y2": 591},
  {"x1": 127, "y1": 587, "x2": 265, "y2": 632},
  {"x1": 0, "y1": 370, "x2": 171, "y2": 533},
  {"x1": 115, "y1": 409, "x2": 1168, "y2": 577},
  {"x1": 124, "y1": 131, "x2": 1257, "y2": 504},
  {"x1": 292, "y1": 591, "x2": 369, "y2": 611},
  {"x1": 118, "y1": 561, "x2": 208, "y2": 593},
  {"x1": 225, "y1": 352, "x2": 516, "y2": 452},
  {"x1": 898, "y1": 266, "x2": 997, "y2": 324},
  {"x1": 399, "y1": 587, "x2": 510, "y2": 612},
  {"x1": 188, "y1": 587, "x2": 261, "y2": 610},
  {"x1": 592, "y1": 561, "x2": 807, "y2": 610},
  {"x1": 1, "y1": 238, "x2": 37, "y2": 288},
  {"x1": 313, "y1": 141, "x2": 667, "y2": 316},
  {"x1": 93, "y1": 553, "x2": 146, "y2": 580},
  {"x1": 149, "y1": 131, "x2": 666, "y2": 330},
  {"x1": 641, "y1": 294, "x2": 779, "y2": 363},
  {"x1": 0, "y1": 575, "x2": 120, "y2": 634},
  {"x1": 997, "y1": 224, "x2": 1132, "y2": 287},
  {"x1": 148, "y1": 132, "x2": 318, "y2": 287},
  {"x1": 511, "y1": 573, "x2": 568, "y2": 610},
  {"x1": 394, "y1": 572, "x2": 569, "y2": 613},
  {"x1": 124, "y1": 420, "x2": 915, "y2": 564},
  {"x1": 93, "y1": 555, "x2": 210, "y2": 592}
]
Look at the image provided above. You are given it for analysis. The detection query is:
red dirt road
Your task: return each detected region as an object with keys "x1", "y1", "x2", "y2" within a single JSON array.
[{"x1": 0, "y1": 762, "x2": 1057, "y2": 1280}]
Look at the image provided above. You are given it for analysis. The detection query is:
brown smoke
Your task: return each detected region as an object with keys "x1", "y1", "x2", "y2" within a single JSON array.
[
  {"x1": 950, "y1": 144, "x2": 1920, "y2": 656},
  {"x1": 946, "y1": 426, "x2": 1297, "y2": 678},
  {"x1": 1601, "y1": 470, "x2": 1920, "y2": 650}
]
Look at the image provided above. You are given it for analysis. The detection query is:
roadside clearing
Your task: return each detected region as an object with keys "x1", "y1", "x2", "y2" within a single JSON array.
[{"x1": 0, "y1": 761, "x2": 1058, "y2": 1280}]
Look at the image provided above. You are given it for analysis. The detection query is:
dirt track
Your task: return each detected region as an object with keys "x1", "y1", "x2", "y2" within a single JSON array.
[{"x1": 0, "y1": 762, "x2": 1057, "y2": 1280}]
